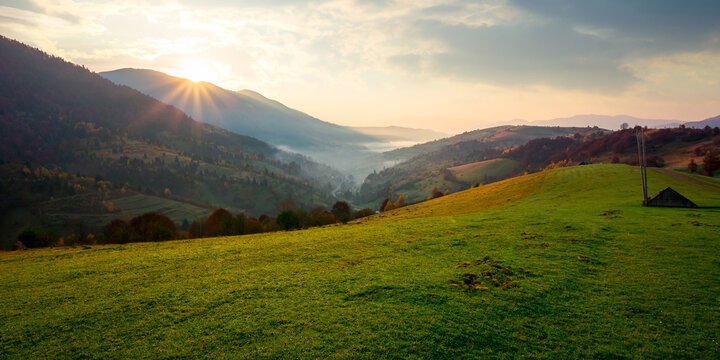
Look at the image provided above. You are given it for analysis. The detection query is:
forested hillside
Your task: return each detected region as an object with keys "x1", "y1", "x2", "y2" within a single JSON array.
[{"x1": 0, "y1": 36, "x2": 345, "y2": 248}]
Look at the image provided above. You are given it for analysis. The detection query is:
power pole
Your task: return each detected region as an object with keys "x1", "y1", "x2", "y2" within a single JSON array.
[{"x1": 636, "y1": 127, "x2": 648, "y2": 205}]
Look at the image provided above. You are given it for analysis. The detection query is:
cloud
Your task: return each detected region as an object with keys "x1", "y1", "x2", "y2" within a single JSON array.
[
  {"x1": 511, "y1": 0, "x2": 720, "y2": 51},
  {"x1": 2, "y1": 0, "x2": 719, "y2": 96}
]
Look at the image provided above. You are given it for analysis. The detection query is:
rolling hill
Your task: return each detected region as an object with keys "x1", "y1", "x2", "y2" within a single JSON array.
[
  {"x1": 0, "y1": 36, "x2": 345, "y2": 247},
  {"x1": 358, "y1": 125, "x2": 602, "y2": 207},
  {"x1": 2, "y1": 164, "x2": 719, "y2": 358},
  {"x1": 99, "y1": 68, "x2": 378, "y2": 174}
]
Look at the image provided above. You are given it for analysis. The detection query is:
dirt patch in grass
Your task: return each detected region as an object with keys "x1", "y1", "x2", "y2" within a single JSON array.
[
  {"x1": 600, "y1": 210, "x2": 623, "y2": 219},
  {"x1": 451, "y1": 256, "x2": 531, "y2": 291}
]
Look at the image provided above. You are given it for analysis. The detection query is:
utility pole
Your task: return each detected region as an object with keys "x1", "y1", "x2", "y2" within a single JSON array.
[{"x1": 636, "y1": 127, "x2": 648, "y2": 205}]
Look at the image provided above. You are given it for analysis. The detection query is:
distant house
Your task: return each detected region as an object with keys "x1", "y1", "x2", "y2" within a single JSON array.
[{"x1": 646, "y1": 187, "x2": 697, "y2": 208}]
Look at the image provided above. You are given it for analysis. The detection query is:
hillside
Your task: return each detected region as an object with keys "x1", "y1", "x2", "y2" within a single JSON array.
[
  {"x1": 2, "y1": 164, "x2": 719, "y2": 358},
  {"x1": 99, "y1": 69, "x2": 378, "y2": 174},
  {"x1": 0, "y1": 36, "x2": 343, "y2": 247},
  {"x1": 358, "y1": 125, "x2": 601, "y2": 206},
  {"x1": 504, "y1": 126, "x2": 720, "y2": 173}
]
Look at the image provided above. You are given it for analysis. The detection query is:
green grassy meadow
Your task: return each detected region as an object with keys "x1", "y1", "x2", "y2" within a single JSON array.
[{"x1": 1, "y1": 164, "x2": 719, "y2": 359}]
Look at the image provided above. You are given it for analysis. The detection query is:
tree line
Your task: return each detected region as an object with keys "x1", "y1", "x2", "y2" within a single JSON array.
[{"x1": 12, "y1": 201, "x2": 377, "y2": 250}]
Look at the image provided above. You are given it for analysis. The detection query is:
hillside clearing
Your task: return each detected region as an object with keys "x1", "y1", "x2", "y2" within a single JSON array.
[{"x1": 1, "y1": 164, "x2": 719, "y2": 359}]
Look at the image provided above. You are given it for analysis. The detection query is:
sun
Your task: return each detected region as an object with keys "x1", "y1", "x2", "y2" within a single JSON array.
[{"x1": 171, "y1": 60, "x2": 217, "y2": 83}]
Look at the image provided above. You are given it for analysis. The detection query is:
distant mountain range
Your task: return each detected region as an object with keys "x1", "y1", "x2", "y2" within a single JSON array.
[
  {"x1": 99, "y1": 69, "x2": 378, "y2": 173},
  {"x1": 496, "y1": 114, "x2": 682, "y2": 129},
  {"x1": 684, "y1": 115, "x2": 720, "y2": 128}
]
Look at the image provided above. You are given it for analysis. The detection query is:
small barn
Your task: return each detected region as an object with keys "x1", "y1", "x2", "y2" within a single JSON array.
[{"x1": 646, "y1": 187, "x2": 697, "y2": 208}]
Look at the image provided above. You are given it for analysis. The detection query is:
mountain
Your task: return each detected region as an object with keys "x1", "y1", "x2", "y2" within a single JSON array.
[
  {"x1": 99, "y1": 68, "x2": 378, "y2": 173},
  {"x1": 358, "y1": 125, "x2": 602, "y2": 206},
  {"x1": 684, "y1": 114, "x2": 720, "y2": 128},
  {"x1": 0, "y1": 36, "x2": 343, "y2": 247},
  {"x1": 495, "y1": 114, "x2": 681, "y2": 129}
]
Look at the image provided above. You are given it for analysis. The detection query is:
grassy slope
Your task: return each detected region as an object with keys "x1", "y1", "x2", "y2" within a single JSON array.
[
  {"x1": 1, "y1": 164, "x2": 719, "y2": 359},
  {"x1": 450, "y1": 158, "x2": 520, "y2": 184}
]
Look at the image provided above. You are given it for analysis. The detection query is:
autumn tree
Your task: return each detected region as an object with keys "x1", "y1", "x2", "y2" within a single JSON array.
[
  {"x1": 688, "y1": 159, "x2": 698, "y2": 173},
  {"x1": 395, "y1": 195, "x2": 406, "y2": 207},
  {"x1": 104, "y1": 219, "x2": 132, "y2": 244},
  {"x1": 379, "y1": 198, "x2": 391, "y2": 212},
  {"x1": 204, "y1": 208, "x2": 233, "y2": 237},
  {"x1": 702, "y1": 151, "x2": 720, "y2": 176},
  {"x1": 129, "y1": 212, "x2": 176, "y2": 242},
  {"x1": 188, "y1": 220, "x2": 203, "y2": 238},
  {"x1": 383, "y1": 200, "x2": 396, "y2": 212}
]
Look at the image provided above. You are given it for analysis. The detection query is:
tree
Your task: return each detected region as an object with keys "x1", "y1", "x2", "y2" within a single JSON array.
[
  {"x1": 129, "y1": 212, "x2": 176, "y2": 242},
  {"x1": 188, "y1": 220, "x2": 203, "y2": 239},
  {"x1": 688, "y1": 159, "x2": 698, "y2": 173},
  {"x1": 104, "y1": 219, "x2": 132, "y2": 244},
  {"x1": 379, "y1": 198, "x2": 391, "y2": 212},
  {"x1": 620, "y1": 123, "x2": 629, "y2": 130},
  {"x1": 395, "y1": 195, "x2": 406, "y2": 207},
  {"x1": 331, "y1": 201, "x2": 351, "y2": 223},
  {"x1": 204, "y1": 208, "x2": 233, "y2": 237},
  {"x1": 276, "y1": 209, "x2": 300, "y2": 230},
  {"x1": 702, "y1": 151, "x2": 720, "y2": 176},
  {"x1": 383, "y1": 200, "x2": 396, "y2": 212}
]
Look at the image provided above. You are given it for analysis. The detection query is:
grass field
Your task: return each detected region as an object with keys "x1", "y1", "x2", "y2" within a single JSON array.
[
  {"x1": 1, "y1": 164, "x2": 719, "y2": 359},
  {"x1": 450, "y1": 158, "x2": 519, "y2": 184}
]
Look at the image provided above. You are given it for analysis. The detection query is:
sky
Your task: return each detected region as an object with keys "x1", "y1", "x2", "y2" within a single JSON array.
[{"x1": 1, "y1": 0, "x2": 720, "y2": 132}]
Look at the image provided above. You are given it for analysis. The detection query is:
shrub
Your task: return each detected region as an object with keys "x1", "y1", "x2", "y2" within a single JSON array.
[
  {"x1": 308, "y1": 210, "x2": 336, "y2": 227},
  {"x1": 431, "y1": 186, "x2": 443, "y2": 199},
  {"x1": 353, "y1": 208, "x2": 375, "y2": 219}
]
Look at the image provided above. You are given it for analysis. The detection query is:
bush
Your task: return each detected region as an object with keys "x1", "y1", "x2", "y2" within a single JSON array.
[
  {"x1": 307, "y1": 210, "x2": 336, "y2": 227},
  {"x1": 353, "y1": 208, "x2": 375, "y2": 219}
]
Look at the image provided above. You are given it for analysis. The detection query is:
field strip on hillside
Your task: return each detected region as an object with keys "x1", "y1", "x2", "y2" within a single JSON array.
[{"x1": 652, "y1": 168, "x2": 720, "y2": 192}]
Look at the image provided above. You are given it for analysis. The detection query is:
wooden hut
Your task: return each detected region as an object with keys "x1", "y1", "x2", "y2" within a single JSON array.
[{"x1": 646, "y1": 187, "x2": 697, "y2": 208}]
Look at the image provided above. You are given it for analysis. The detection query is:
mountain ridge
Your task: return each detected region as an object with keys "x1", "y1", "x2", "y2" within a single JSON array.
[{"x1": 99, "y1": 68, "x2": 379, "y2": 173}]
